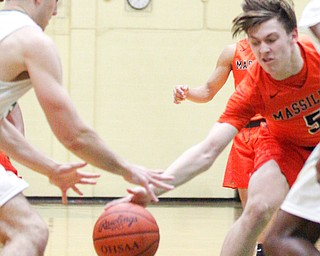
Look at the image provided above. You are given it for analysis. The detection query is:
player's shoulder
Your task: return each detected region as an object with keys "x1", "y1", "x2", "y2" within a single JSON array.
[
  {"x1": 18, "y1": 26, "x2": 53, "y2": 44},
  {"x1": 13, "y1": 27, "x2": 56, "y2": 55},
  {"x1": 217, "y1": 43, "x2": 237, "y2": 65},
  {"x1": 221, "y1": 43, "x2": 236, "y2": 56}
]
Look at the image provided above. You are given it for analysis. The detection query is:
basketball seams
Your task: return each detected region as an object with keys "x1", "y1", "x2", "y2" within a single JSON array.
[
  {"x1": 93, "y1": 231, "x2": 159, "y2": 242},
  {"x1": 133, "y1": 240, "x2": 159, "y2": 256},
  {"x1": 93, "y1": 203, "x2": 160, "y2": 256},
  {"x1": 99, "y1": 210, "x2": 158, "y2": 226}
]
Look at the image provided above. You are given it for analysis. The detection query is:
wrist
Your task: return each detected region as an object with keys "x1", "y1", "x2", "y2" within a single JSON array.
[{"x1": 45, "y1": 161, "x2": 60, "y2": 180}]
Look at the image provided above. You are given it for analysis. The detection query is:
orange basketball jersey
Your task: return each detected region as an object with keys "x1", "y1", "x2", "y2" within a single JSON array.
[
  {"x1": 219, "y1": 37, "x2": 320, "y2": 147},
  {"x1": 232, "y1": 39, "x2": 256, "y2": 87},
  {"x1": 232, "y1": 39, "x2": 264, "y2": 121}
]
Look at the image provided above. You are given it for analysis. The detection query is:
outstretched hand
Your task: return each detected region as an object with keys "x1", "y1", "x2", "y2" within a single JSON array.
[
  {"x1": 123, "y1": 165, "x2": 174, "y2": 203},
  {"x1": 49, "y1": 162, "x2": 100, "y2": 204},
  {"x1": 105, "y1": 187, "x2": 150, "y2": 210}
]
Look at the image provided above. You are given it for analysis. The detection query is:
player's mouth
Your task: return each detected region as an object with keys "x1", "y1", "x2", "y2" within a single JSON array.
[{"x1": 262, "y1": 56, "x2": 274, "y2": 64}]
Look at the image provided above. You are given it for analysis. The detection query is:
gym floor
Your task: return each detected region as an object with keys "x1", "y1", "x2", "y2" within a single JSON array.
[{"x1": 30, "y1": 198, "x2": 242, "y2": 256}]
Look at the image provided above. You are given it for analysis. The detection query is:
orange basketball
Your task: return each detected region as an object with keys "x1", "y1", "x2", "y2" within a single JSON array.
[{"x1": 93, "y1": 203, "x2": 160, "y2": 256}]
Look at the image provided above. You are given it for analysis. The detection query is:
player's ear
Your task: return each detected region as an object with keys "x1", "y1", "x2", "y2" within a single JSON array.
[{"x1": 290, "y1": 28, "x2": 299, "y2": 44}]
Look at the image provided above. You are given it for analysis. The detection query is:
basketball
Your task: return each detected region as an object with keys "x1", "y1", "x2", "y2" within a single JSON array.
[{"x1": 93, "y1": 203, "x2": 160, "y2": 256}]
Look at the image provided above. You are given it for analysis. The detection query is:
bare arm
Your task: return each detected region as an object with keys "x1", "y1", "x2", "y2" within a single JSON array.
[
  {"x1": 0, "y1": 118, "x2": 100, "y2": 203},
  {"x1": 173, "y1": 44, "x2": 235, "y2": 104},
  {"x1": 106, "y1": 122, "x2": 238, "y2": 207},
  {"x1": 23, "y1": 29, "x2": 173, "y2": 200},
  {"x1": 152, "y1": 122, "x2": 237, "y2": 195},
  {"x1": 0, "y1": 118, "x2": 60, "y2": 176}
]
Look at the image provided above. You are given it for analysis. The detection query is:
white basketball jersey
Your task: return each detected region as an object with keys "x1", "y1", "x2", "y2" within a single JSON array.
[{"x1": 0, "y1": 10, "x2": 41, "y2": 119}]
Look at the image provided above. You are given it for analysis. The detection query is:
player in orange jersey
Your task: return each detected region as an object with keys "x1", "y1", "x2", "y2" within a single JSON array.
[
  {"x1": 263, "y1": 1, "x2": 320, "y2": 255},
  {"x1": 107, "y1": 0, "x2": 320, "y2": 255},
  {"x1": 174, "y1": 39, "x2": 258, "y2": 202},
  {"x1": 173, "y1": 39, "x2": 258, "y2": 204},
  {"x1": 173, "y1": 39, "x2": 267, "y2": 255}
]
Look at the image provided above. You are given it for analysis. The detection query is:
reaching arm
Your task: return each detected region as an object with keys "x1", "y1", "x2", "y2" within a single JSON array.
[
  {"x1": 106, "y1": 122, "x2": 238, "y2": 208},
  {"x1": 0, "y1": 117, "x2": 100, "y2": 204},
  {"x1": 173, "y1": 44, "x2": 235, "y2": 104},
  {"x1": 22, "y1": 28, "x2": 173, "y2": 201},
  {"x1": 152, "y1": 122, "x2": 237, "y2": 195}
]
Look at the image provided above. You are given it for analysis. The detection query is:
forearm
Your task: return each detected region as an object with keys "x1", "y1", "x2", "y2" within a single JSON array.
[
  {"x1": 153, "y1": 144, "x2": 218, "y2": 196},
  {"x1": 0, "y1": 119, "x2": 58, "y2": 177},
  {"x1": 152, "y1": 122, "x2": 237, "y2": 196},
  {"x1": 39, "y1": 88, "x2": 131, "y2": 178},
  {"x1": 60, "y1": 127, "x2": 130, "y2": 177},
  {"x1": 186, "y1": 50, "x2": 232, "y2": 104},
  {"x1": 186, "y1": 86, "x2": 217, "y2": 103}
]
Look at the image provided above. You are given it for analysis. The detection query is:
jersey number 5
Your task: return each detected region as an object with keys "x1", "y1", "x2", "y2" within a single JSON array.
[{"x1": 304, "y1": 109, "x2": 320, "y2": 134}]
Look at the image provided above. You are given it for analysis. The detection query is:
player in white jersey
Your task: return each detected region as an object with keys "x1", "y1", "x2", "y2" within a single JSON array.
[
  {"x1": 263, "y1": 1, "x2": 320, "y2": 255},
  {"x1": 0, "y1": 1, "x2": 173, "y2": 255},
  {"x1": 299, "y1": 0, "x2": 320, "y2": 42},
  {"x1": 264, "y1": 144, "x2": 320, "y2": 255}
]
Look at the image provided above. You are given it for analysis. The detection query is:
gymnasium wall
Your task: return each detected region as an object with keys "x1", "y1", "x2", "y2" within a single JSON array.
[{"x1": 1, "y1": 0, "x2": 309, "y2": 198}]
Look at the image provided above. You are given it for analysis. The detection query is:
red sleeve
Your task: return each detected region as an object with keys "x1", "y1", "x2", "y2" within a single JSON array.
[{"x1": 218, "y1": 72, "x2": 263, "y2": 131}]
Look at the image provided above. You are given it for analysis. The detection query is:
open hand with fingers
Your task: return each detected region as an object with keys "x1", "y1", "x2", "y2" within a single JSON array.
[
  {"x1": 123, "y1": 165, "x2": 174, "y2": 203},
  {"x1": 48, "y1": 162, "x2": 100, "y2": 204}
]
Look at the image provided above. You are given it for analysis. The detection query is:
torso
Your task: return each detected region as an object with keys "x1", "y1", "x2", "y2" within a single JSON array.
[
  {"x1": 219, "y1": 36, "x2": 320, "y2": 147},
  {"x1": 0, "y1": 10, "x2": 41, "y2": 119}
]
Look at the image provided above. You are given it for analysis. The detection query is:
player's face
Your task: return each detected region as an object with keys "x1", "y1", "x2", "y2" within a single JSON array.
[
  {"x1": 37, "y1": 0, "x2": 59, "y2": 30},
  {"x1": 247, "y1": 18, "x2": 298, "y2": 79}
]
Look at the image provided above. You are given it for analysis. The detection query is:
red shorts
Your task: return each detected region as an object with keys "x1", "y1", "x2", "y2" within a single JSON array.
[
  {"x1": 223, "y1": 122, "x2": 313, "y2": 189},
  {"x1": 0, "y1": 152, "x2": 18, "y2": 176},
  {"x1": 253, "y1": 123, "x2": 312, "y2": 187},
  {"x1": 223, "y1": 125, "x2": 260, "y2": 189}
]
